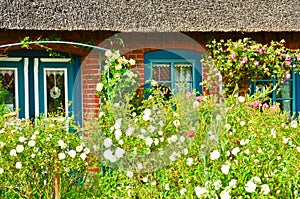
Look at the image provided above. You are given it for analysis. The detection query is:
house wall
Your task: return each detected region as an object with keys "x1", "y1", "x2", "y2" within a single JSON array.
[{"x1": 1, "y1": 30, "x2": 300, "y2": 122}]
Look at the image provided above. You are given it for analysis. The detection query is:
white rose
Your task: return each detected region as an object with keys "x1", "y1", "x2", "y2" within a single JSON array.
[
  {"x1": 15, "y1": 162, "x2": 22, "y2": 169},
  {"x1": 238, "y1": 96, "x2": 245, "y2": 103},
  {"x1": 96, "y1": 83, "x2": 104, "y2": 92},
  {"x1": 261, "y1": 184, "x2": 270, "y2": 195},
  {"x1": 19, "y1": 136, "x2": 26, "y2": 143},
  {"x1": 221, "y1": 164, "x2": 230, "y2": 175},
  {"x1": 195, "y1": 186, "x2": 207, "y2": 198},
  {"x1": 10, "y1": 149, "x2": 17, "y2": 156},
  {"x1": 210, "y1": 150, "x2": 220, "y2": 160},
  {"x1": 245, "y1": 180, "x2": 257, "y2": 193},
  {"x1": 80, "y1": 153, "x2": 87, "y2": 160},
  {"x1": 231, "y1": 147, "x2": 240, "y2": 156},
  {"x1": 126, "y1": 171, "x2": 134, "y2": 178},
  {"x1": 16, "y1": 145, "x2": 24, "y2": 153},
  {"x1": 186, "y1": 158, "x2": 193, "y2": 166},
  {"x1": 28, "y1": 140, "x2": 36, "y2": 147},
  {"x1": 68, "y1": 150, "x2": 76, "y2": 158},
  {"x1": 58, "y1": 153, "x2": 66, "y2": 160},
  {"x1": 76, "y1": 145, "x2": 83, "y2": 152},
  {"x1": 129, "y1": 58, "x2": 136, "y2": 66}
]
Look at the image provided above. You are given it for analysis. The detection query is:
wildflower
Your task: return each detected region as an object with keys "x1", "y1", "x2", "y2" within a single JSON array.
[
  {"x1": 193, "y1": 101, "x2": 200, "y2": 108},
  {"x1": 286, "y1": 54, "x2": 291, "y2": 61},
  {"x1": 291, "y1": 120, "x2": 298, "y2": 128},
  {"x1": 245, "y1": 180, "x2": 257, "y2": 193},
  {"x1": 96, "y1": 83, "x2": 104, "y2": 92},
  {"x1": 104, "y1": 138, "x2": 113, "y2": 148},
  {"x1": 244, "y1": 149, "x2": 250, "y2": 155},
  {"x1": 210, "y1": 150, "x2": 220, "y2": 160},
  {"x1": 254, "y1": 60, "x2": 259, "y2": 66},
  {"x1": 129, "y1": 58, "x2": 136, "y2": 66},
  {"x1": 220, "y1": 190, "x2": 231, "y2": 199},
  {"x1": 19, "y1": 136, "x2": 26, "y2": 143},
  {"x1": 238, "y1": 96, "x2": 245, "y2": 103},
  {"x1": 58, "y1": 153, "x2": 66, "y2": 160},
  {"x1": 16, "y1": 145, "x2": 24, "y2": 153},
  {"x1": 231, "y1": 147, "x2": 240, "y2": 156},
  {"x1": 80, "y1": 153, "x2": 87, "y2": 160},
  {"x1": 180, "y1": 188, "x2": 187, "y2": 195},
  {"x1": 10, "y1": 149, "x2": 17, "y2": 156},
  {"x1": 221, "y1": 164, "x2": 230, "y2": 175},
  {"x1": 261, "y1": 184, "x2": 270, "y2": 195},
  {"x1": 195, "y1": 186, "x2": 207, "y2": 198},
  {"x1": 173, "y1": 120, "x2": 180, "y2": 127},
  {"x1": 84, "y1": 147, "x2": 90, "y2": 154},
  {"x1": 229, "y1": 179, "x2": 237, "y2": 188},
  {"x1": 151, "y1": 80, "x2": 158, "y2": 86},
  {"x1": 196, "y1": 95, "x2": 207, "y2": 102},
  {"x1": 15, "y1": 162, "x2": 22, "y2": 169},
  {"x1": 185, "y1": 131, "x2": 195, "y2": 137},
  {"x1": 27, "y1": 140, "x2": 35, "y2": 147},
  {"x1": 169, "y1": 135, "x2": 178, "y2": 142},
  {"x1": 126, "y1": 171, "x2": 133, "y2": 178},
  {"x1": 68, "y1": 150, "x2": 76, "y2": 158},
  {"x1": 286, "y1": 73, "x2": 291, "y2": 79},
  {"x1": 137, "y1": 163, "x2": 143, "y2": 170},
  {"x1": 186, "y1": 158, "x2": 193, "y2": 166},
  {"x1": 250, "y1": 100, "x2": 262, "y2": 108},
  {"x1": 76, "y1": 145, "x2": 83, "y2": 152}
]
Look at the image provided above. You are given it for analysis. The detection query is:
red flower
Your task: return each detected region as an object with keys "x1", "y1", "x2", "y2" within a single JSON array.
[{"x1": 185, "y1": 131, "x2": 195, "y2": 137}]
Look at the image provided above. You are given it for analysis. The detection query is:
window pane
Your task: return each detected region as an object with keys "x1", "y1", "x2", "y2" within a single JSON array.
[
  {"x1": 277, "y1": 81, "x2": 292, "y2": 98},
  {"x1": 175, "y1": 82, "x2": 193, "y2": 93},
  {"x1": 46, "y1": 70, "x2": 65, "y2": 115},
  {"x1": 278, "y1": 100, "x2": 292, "y2": 115},
  {"x1": 174, "y1": 63, "x2": 192, "y2": 82},
  {"x1": 0, "y1": 69, "x2": 15, "y2": 110},
  {"x1": 152, "y1": 63, "x2": 171, "y2": 81}
]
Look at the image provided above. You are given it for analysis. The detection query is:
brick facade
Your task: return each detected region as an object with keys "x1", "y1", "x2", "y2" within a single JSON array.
[{"x1": 1, "y1": 30, "x2": 300, "y2": 123}]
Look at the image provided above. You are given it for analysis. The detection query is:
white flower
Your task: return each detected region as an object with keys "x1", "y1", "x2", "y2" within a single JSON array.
[
  {"x1": 169, "y1": 135, "x2": 178, "y2": 143},
  {"x1": 240, "y1": 121, "x2": 246, "y2": 126},
  {"x1": 151, "y1": 80, "x2": 158, "y2": 86},
  {"x1": 184, "y1": 148, "x2": 189, "y2": 155},
  {"x1": 165, "y1": 183, "x2": 170, "y2": 190},
  {"x1": 145, "y1": 137, "x2": 153, "y2": 147},
  {"x1": 142, "y1": 176, "x2": 148, "y2": 183},
  {"x1": 10, "y1": 149, "x2": 17, "y2": 156},
  {"x1": 104, "y1": 49, "x2": 113, "y2": 57},
  {"x1": 221, "y1": 164, "x2": 230, "y2": 175},
  {"x1": 16, "y1": 145, "x2": 24, "y2": 153},
  {"x1": 291, "y1": 120, "x2": 298, "y2": 128},
  {"x1": 115, "y1": 147, "x2": 125, "y2": 158},
  {"x1": 129, "y1": 59, "x2": 136, "y2": 66},
  {"x1": 220, "y1": 190, "x2": 231, "y2": 199},
  {"x1": 19, "y1": 136, "x2": 26, "y2": 143},
  {"x1": 76, "y1": 145, "x2": 83, "y2": 152},
  {"x1": 15, "y1": 162, "x2": 22, "y2": 169},
  {"x1": 225, "y1": 124, "x2": 231, "y2": 131},
  {"x1": 252, "y1": 176, "x2": 261, "y2": 183},
  {"x1": 144, "y1": 109, "x2": 151, "y2": 116},
  {"x1": 126, "y1": 171, "x2": 133, "y2": 178},
  {"x1": 231, "y1": 147, "x2": 240, "y2": 156},
  {"x1": 261, "y1": 184, "x2": 270, "y2": 195},
  {"x1": 34, "y1": 130, "x2": 39, "y2": 135},
  {"x1": 173, "y1": 120, "x2": 180, "y2": 127},
  {"x1": 240, "y1": 139, "x2": 249, "y2": 145},
  {"x1": 114, "y1": 118, "x2": 122, "y2": 129},
  {"x1": 115, "y1": 129, "x2": 122, "y2": 140},
  {"x1": 154, "y1": 138, "x2": 159, "y2": 146},
  {"x1": 137, "y1": 163, "x2": 143, "y2": 170},
  {"x1": 58, "y1": 140, "x2": 66, "y2": 148},
  {"x1": 158, "y1": 130, "x2": 163, "y2": 136},
  {"x1": 125, "y1": 127, "x2": 135, "y2": 136},
  {"x1": 238, "y1": 96, "x2": 245, "y2": 103},
  {"x1": 282, "y1": 137, "x2": 290, "y2": 144},
  {"x1": 193, "y1": 101, "x2": 200, "y2": 108},
  {"x1": 28, "y1": 140, "x2": 35, "y2": 147},
  {"x1": 96, "y1": 83, "x2": 104, "y2": 92},
  {"x1": 31, "y1": 154, "x2": 36, "y2": 158},
  {"x1": 103, "y1": 149, "x2": 113, "y2": 160},
  {"x1": 80, "y1": 153, "x2": 87, "y2": 160},
  {"x1": 180, "y1": 188, "x2": 187, "y2": 195},
  {"x1": 245, "y1": 180, "x2": 257, "y2": 193},
  {"x1": 103, "y1": 138, "x2": 113, "y2": 148},
  {"x1": 99, "y1": 111, "x2": 104, "y2": 118},
  {"x1": 31, "y1": 134, "x2": 36, "y2": 140},
  {"x1": 270, "y1": 128, "x2": 276, "y2": 138},
  {"x1": 297, "y1": 146, "x2": 300, "y2": 153},
  {"x1": 0, "y1": 168, "x2": 4, "y2": 174},
  {"x1": 257, "y1": 148, "x2": 263, "y2": 153},
  {"x1": 186, "y1": 158, "x2": 193, "y2": 166},
  {"x1": 142, "y1": 114, "x2": 150, "y2": 121},
  {"x1": 244, "y1": 149, "x2": 250, "y2": 155},
  {"x1": 68, "y1": 150, "x2": 76, "y2": 158},
  {"x1": 58, "y1": 153, "x2": 66, "y2": 160},
  {"x1": 213, "y1": 180, "x2": 222, "y2": 190},
  {"x1": 0, "y1": 128, "x2": 4, "y2": 134},
  {"x1": 210, "y1": 150, "x2": 220, "y2": 160},
  {"x1": 229, "y1": 179, "x2": 237, "y2": 188},
  {"x1": 84, "y1": 147, "x2": 90, "y2": 154},
  {"x1": 0, "y1": 142, "x2": 5, "y2": 148},
  {"x1": 195, "y1": 186, "x2": 207, "y2": 198}
]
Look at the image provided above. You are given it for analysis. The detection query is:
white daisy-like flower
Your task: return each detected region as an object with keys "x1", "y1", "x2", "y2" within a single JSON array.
[
  {"x1": 195, "y1": 186, "x2": 207, "y2": 198},
  {"x1": 228, "y1": 179, "x2": 237, "y2": 188},
  {"x1": 114, "y1": 118, "x2": 122, "y2": 129},
  {"x1": 68, "y1": 150, "x2": 76, "y2": 158},
  {"x1": 58, "y1": 153, "x2": 66, "y2": 160},
  {"x1": 19, "y1": 136, "x2": 26, "y2": 143},
  {"x1": 244, "y1": 149, "x2": 250, "y2": 155},
  {"x1": 213, "y1": 180, "x2": 222, "y2": 190},
  {"x1": 142, "y1": 114, "x2": 150, "y2": 121},
  {"x1": 186, "y1": 158, "x2": 193, "y2": 166},
  {"x1": 31, "y1": 154, "x2": 36, "y2": 158},
  {"x1": 15, "y1": 162, "x2": 22, "y2": 169},
  {"x1": 154, "y1": 138, "x2": 159, "y2": 146},
  {"x1": 297, "y1": 146, "x2": 300, "y2": 153},
  {"x1": 104, "y1": 49, "x2": 113, "y2": 57},
  {"x1": 158, "y1": 130, "x2": 163, "y2": 136},
  {"x1": 238, "y1": 96, "x2": 245, "y2": 103},
  {"x1": 144, "y1": 109, "x2": 151, "y2": 116},
  {"x1": 231, "y1": 147, "x2": 240, "y2": 156},
  {"x1": 126, "y1": 171, "x2": 134, "y2": 178},
  {"x1": 221, "y1": 164, "x2": 230, "y2": 175},
  {"x1": 80, "y1": 153, "x2": 87, "y2": 160},
  {"x1": 169, "y1": 135, "x2": 178, "y2": 143},
  {"x1": 261, "y1": 184, "x2": 270, "y2": 195},
  {"x1": 220, "y1": 190, "x2": 231, "y2": 199},
  {"x1": 245, "y1": 180, "x2": 256, "y2": 193},
  {"x1": 210, "y1": 150, "x2": 220, "y2": 160},
  {"x1": 16, "y1": 145, "x2": 24, "y2": 153},
  {"x1": 76, "y1": 145, "x2": 83, "y2": 152},
  {"x1": 28, "y1": 140, "x2": 35, "y2": 147}
]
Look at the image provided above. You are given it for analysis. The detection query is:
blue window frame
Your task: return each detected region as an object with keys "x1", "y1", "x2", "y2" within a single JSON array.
[
  {"x1": 250, "y1": 72, "x2": 296, "y2": 116},
  {"x1": 144, "y1": 50, "x2": 202, "y2": 93}
]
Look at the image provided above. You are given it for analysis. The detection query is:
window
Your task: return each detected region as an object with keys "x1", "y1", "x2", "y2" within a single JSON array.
[
  {"x1": 144, "y1": 50, "x2": 202, "y2": 93},
  {"x1": 250, "y1": 72, "x2": 296, "y2": 116}
]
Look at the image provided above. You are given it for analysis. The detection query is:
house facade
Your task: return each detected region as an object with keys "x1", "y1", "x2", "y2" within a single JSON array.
[{"x1": 0, "y1": 0, "x2": 300, "y2": 124}]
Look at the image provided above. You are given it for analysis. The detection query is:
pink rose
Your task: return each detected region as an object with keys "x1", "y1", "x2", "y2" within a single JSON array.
[
  {"x1": 262, "y1": 103, "x2": 269, "y2": 109},
  {"x1": 286, "y1": 54, "x2": 291, "y2": 61},
  {"x1": 286, "y1": 60, "x2": 292, "y2": 65},
  {"x1": 286, "y1": 73, "x2": 291, "y2": 79},
  {"x1": 254, "y1": 60, "x2": 259, "y2": 67},
  {"x1": 240, "y1": 57, "x2": 248, "y2": 65}
]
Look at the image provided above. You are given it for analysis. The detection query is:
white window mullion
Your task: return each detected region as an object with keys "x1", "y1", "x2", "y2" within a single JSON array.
[
  {"x1": 24, "y1": 58, "x2": 29, "y2": 118},
  {"x1": 34, "y1": 58, "x2": 39, "y2": 117}
]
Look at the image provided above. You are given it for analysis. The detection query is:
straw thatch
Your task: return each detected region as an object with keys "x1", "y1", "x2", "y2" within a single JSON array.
[{"x1": 0, "y1": 0, "x2": 300, "y2": 32}]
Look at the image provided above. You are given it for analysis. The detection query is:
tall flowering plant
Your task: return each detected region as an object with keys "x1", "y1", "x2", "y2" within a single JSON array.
[{"x1": 204, "y1": 38, "x2": 300, "y2": 94}]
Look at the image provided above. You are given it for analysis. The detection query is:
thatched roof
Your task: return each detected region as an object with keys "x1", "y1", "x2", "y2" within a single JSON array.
[{"x1": 1, "y1": 0, "x2": 300, "y2": 32}]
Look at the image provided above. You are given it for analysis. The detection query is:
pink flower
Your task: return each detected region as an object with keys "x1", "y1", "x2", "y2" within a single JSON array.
[
  {"x1": 240, "y1": 57, "x2": 248, "y2": 65},
  {"x1": 186, "y1": 92, "x2": 193, "y2": 99},
  {"x1": 297, "y1": 53, "x2": 300, "y2": 60},
  {"x1": 230, "y1": 54, "x2": 236, "y2": 60},
  {"x1": 262, "y1": 47, "x2": 266, "y2": 51},
  {"x1": 196, "y1": 96, "x2": 207, "y2": 102},
  {"x1": 257, "y1": 48, "x2": 263, "y2": 55},
  {"x1": 293, "y1": 64, "x2": 296, "y2": 68},
  {"x1": 185, "y1": 131, "x2": 195, "y2": 137},
  {"x1": 286, "y1": 73, "x2": 291, "y2": 79},
  {"x1": 286, "y1": 60, "x2": 292, "y2": 65},
  {"x1": 250, "y1": 100, "x2": 262, "y2": 108},
  {"x1": 286, "y1": 54, "x2": 291, "y2": 61},
  {"x1": 254, "y1": 60, "x2": 259, "y2": 67},
  {"x1": 262, "y1": 103, "x2": 269, "y2": 109}
]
